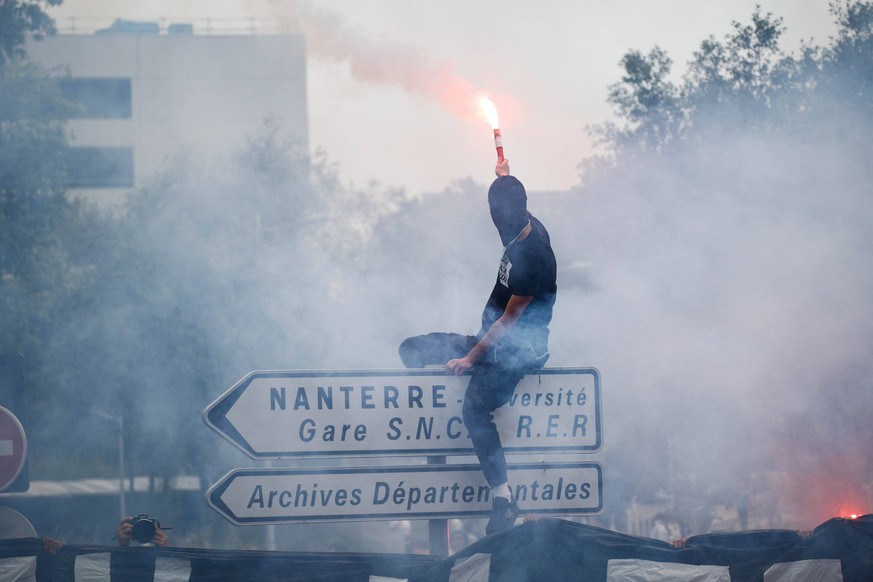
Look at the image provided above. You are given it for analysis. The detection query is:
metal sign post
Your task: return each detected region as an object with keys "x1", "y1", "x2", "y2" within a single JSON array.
[{"x1": 427, "y1": 455, "x2": 449, "y2": 557}]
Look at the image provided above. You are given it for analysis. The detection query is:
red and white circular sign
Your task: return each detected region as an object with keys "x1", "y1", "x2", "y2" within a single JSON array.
[{"x1": 0, "y1": 406, "x2": 27, "y2": 492}]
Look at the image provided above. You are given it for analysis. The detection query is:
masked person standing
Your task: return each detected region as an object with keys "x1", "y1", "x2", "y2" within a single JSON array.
[{"x1": 399, "y1": 158, "x2": 557, "y2": 535}]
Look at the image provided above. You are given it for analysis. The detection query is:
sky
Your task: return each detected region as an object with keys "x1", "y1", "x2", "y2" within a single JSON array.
[{"x1": 45, "y1": 0, "x2": 838, "y2": 196}]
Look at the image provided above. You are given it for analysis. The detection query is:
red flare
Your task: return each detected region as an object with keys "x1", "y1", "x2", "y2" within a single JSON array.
[{"x1": 493, "y1": 128, "x2": 505, "y2": 163}]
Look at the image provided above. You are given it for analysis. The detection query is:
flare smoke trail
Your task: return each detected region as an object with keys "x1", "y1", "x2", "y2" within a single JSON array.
[{"x1": 273, "y1": 0, "x2": 498, "y2": 124}]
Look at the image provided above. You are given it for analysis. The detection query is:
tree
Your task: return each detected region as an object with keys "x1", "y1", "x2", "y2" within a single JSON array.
[
  {"x1": 0, "y1": 0, "x2": 61, "y2": 69},
  {"x1": 0, "y1": 0, "x2": 75, "y2": 360},
  {"x1": 600, "y1": 2, "x2": 873, "y2": 152},
  {"x1": 0, "y1": 62, "x2": 73, "y2": 356},
  {"x1": 579, "y1": 1, "x2": 873, "y2": 530},
  {"x1": 817, "y1": 0, "x2": 873, "y2": 137},
  {"x1": 686, "y1": 8, "x2": 785, "y2": 107},
  {"x1": 602, "y1": 47, "x2": 681, "y2": 151},
  {"x1": 0, "y1": 0, "x2": 136, "y2": 492},
  {"x1": 598, "y1": 7, "x2": 791, "y2": 151}
]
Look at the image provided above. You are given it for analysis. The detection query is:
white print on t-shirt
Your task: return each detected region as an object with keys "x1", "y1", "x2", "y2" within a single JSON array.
[{"x1": 498, "y1": 253, "x2": 512, "y2": 288}]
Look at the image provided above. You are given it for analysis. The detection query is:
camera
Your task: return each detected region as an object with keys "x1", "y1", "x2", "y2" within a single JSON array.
[{"x1": 127, "y1": 514, "x2": 160, "y2": 544}]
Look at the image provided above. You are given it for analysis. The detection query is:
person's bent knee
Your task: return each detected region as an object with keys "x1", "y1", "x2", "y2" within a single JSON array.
[
  {"x1": 462, "y1": 394, "x2": 490, "y2": 428},
  {"x1": 398, "y1": 336, "x2": 422, "y2": 368}
]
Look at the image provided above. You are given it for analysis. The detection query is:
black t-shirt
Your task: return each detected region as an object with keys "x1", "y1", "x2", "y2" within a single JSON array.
[{"x1": 478, "y1": 215, "x2": 557, "y2": 358}]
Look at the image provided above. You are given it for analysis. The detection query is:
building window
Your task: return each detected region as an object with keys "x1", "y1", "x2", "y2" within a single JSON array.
[
  {"x1": 58, "y1": 78, "x2": 132, "y2": 119},
  {"x1": 66, "y1": 147, "x2": 134, "y2": 188}
]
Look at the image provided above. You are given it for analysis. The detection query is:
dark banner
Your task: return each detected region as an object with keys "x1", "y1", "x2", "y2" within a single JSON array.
[{"x1": 1, "y1": 514, "x2": 871, "y2": 581}]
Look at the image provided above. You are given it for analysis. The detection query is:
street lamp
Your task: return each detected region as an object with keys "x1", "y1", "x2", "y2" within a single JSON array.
[{"x1": 94, "y1": 411, "x2": 125, "y2": 519}]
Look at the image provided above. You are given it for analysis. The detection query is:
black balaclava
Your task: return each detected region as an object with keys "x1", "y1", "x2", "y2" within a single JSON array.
[{"x1": 488, "y1": 176, "x2": 530, "y2": 246}]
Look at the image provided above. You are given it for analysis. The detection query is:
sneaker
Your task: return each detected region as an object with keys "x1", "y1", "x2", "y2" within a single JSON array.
[{"x1": 486, "y1": 497, "x2": 519, "y2": 535}]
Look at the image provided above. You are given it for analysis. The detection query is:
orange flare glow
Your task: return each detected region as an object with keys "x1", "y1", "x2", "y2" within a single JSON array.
[{"x1": 479, "y1": 95, "x2": 500, "y2": 129}]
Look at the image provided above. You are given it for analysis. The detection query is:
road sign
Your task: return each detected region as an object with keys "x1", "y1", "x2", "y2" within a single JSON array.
[
  {"x1": 206, "y1": 462, "x2": 603, "y2": 525},
  {"x1": 0, "y1": 353, "x2": 28, "y2": 493},
  {"x1": 204, "y1": 368, "x2": 601, "y2": 459},
  {"x1": 0, "y1": 406, "x2": 27, "y2": 493},
  {"x1": 0, "y1": 506, "x2": 37, "y2": 539}
]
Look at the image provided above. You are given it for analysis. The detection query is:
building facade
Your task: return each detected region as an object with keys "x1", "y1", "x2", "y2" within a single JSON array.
[{"x1": 27, "y1": 22, "x2": 308, "y2": 202}]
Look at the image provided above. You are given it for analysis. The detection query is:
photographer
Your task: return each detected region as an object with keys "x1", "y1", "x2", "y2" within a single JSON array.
[{"x1": 116, "y1": 515, "x2": 170, "y2": 547}]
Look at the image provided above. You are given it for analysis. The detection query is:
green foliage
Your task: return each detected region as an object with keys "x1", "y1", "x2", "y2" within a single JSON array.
[
  {"x1": 0, "y1": 0, "x2": 125, "y2": 480},
  {"x1": 0, "y1": 0, "x2": 61, "y2": 69},
  {"x1": 822, "y1": 0, "x2": 873, "y2": 118},
  {"x1": 600, "y1": 1, "x2": 873, "y2": 153},
  {"x1": 686, "y1": 8, "x2": 785, "y2": 107},
  {"x1": 0, "y1": 29, "x2": 80, "y2": 372},
  {"x1": 602, "y1": 47, "x2": 681, "y2": 151}
]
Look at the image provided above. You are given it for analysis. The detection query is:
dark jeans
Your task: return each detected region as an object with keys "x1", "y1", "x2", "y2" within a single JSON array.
[{"x1": 398, "y1": 332, "x2": 547, "y2": 487}]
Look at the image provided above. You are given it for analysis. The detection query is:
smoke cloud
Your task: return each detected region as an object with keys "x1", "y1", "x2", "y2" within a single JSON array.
[{"x1": 9, "y1": 0, "x2": 871, "y2": 551}]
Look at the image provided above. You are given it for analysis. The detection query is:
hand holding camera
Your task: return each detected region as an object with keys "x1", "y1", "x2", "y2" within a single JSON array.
[{"x1": 116, "y1": 514, "x2": 171, "y2": 547}]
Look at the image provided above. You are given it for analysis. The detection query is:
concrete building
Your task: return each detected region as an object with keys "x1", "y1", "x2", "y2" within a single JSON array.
[{"x1": 27, "y1": 20, "x2": 308, "y2": 203}]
